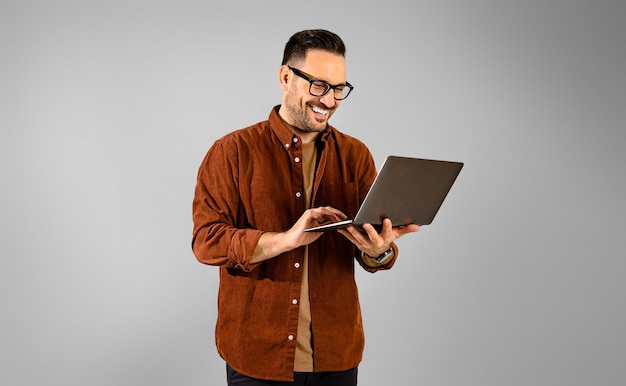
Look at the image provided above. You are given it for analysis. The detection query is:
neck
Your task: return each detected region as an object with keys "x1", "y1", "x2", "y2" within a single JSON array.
[{"x1": 292, "y1": 128, "x2": 320, "y2": 144}]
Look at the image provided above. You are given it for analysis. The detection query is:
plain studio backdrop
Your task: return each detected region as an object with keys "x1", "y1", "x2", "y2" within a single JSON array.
[{"x1": 1, "y1": 1, "x2": 624, "y2": 385}]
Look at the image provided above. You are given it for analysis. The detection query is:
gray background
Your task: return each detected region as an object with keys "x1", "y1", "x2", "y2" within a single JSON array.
[{"x1": 1, "y1": 1, "x2": 624, "y2": 385}]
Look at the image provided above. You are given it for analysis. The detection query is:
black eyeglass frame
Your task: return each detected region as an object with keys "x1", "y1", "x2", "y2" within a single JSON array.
[{"x1": 288, "y1": 66, "x2": 354, "y2": 100}]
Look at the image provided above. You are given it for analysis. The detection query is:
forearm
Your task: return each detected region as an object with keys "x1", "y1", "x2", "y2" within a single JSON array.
[
  {"x1": 251, "y1": 206, "x2": 346, "y2": 263},
  {"x1": 250, "y1": 231, "x2": 296, "y2": 264},
  {"x1": 194, "y1": 205, "x2": 336, "y2": 268}
]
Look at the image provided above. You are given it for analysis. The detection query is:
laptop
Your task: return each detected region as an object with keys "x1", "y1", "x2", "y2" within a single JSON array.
[{"x1": 304, "y1": 156, "x2": 464, "y2": 232}]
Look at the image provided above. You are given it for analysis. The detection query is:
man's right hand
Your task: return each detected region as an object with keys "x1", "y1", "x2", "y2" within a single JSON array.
[
  {"x1": 286, "y1": 206, "x2": 347, "y2": 247},
  {"x1": 250, "y1": 206, "x2": 347, "y2": 264}
]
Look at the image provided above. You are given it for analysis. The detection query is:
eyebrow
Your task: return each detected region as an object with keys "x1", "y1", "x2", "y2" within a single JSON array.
[{"x1": 290, "y1": 66, "x2": 348, "y2": 87}]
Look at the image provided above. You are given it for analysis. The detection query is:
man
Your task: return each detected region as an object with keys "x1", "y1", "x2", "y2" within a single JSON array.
[{"x1": 192, "y1": 29, "x2": 419, "y2": 385}]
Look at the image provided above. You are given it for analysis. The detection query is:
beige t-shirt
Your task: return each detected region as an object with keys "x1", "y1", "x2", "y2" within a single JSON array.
[{"x1": 294, "y1": 141, "x2": 316, "y2": 371}]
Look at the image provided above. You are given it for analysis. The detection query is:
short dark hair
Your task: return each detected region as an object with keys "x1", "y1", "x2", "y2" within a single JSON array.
[{"x1": 281, "y1": 29, "x2": 346, "y2": 65}]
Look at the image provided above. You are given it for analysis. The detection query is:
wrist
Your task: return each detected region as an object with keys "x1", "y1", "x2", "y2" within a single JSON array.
[{"x1": 365, "y1": 246, "x2": 394, "y2": 264}]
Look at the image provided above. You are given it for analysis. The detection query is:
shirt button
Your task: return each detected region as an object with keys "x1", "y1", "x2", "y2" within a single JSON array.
[
  {"x1": 294, "y1": 262, "x2": 301, "y2": 268},
  {"x1": 292, "y1": 299, "x2": 298, "y2": 305},
  {"x1": 293, "y1": 137, "x2": 299, "y2": 143},
  {"x1": 288, "y1": 335, "x2": 294, "y2": 341},
  {"x1": 295, "y1": 191, "x2": 302, "y2": 198},
  {"x1": 294, "y1": 156, "x2": 301, "y2": 163},
  {"x1": 285, "y1": 143, "x2": 290, "y2": 149}
]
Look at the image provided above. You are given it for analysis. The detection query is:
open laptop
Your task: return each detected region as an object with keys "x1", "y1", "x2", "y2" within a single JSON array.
[{"x1": 304, "y1": 156, "x2": 464, "y2": 232}]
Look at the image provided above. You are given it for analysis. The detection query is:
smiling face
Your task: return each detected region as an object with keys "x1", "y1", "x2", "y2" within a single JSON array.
[{"x1": 278, "y1": 49, "x2": 347, "y2": 142}]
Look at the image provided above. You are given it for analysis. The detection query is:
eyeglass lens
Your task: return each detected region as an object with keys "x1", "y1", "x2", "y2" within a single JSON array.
[{"x1": 309, "y1": 81, "x2": 351, "y2": 100}]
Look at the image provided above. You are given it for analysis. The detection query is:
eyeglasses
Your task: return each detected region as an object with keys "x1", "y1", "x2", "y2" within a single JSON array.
[{"x1": 288, "y1": 66, "x2": 354, "y2": 100}]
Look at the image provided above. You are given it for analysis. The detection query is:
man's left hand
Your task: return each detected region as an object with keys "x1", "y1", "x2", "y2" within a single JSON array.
[{"x1": 337, "y1": 218, "x2": 419, "y2": 258}]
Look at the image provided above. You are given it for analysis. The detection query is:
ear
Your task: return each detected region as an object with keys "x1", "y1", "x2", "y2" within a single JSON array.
[{"x1": 278, "y1": 65, "x2": 290, "y2": 91}]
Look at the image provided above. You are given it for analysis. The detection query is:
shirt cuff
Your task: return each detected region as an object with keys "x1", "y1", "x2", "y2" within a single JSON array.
[{"x1": 362, "y1": 245, "x2": 395, "y2": 266}]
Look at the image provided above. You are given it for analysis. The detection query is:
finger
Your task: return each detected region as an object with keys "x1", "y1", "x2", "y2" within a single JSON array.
[
  {"x1": 320, "y1": 206, "x2": 347, "y2": 220},
  {"x1": 393, "y1": 224, "x2": 420, "y2": 237},
  {"x1": 340, "y1": 225, "x2": 368, "y2": 245},
  {"x1": 355, "y1": 225, "x2": 391, "y2": 253},
  {"x1": 310, "y1": 207, "x2": 341, "y2": 224},
  {"x1": 378, "y1": 219, "x2": 394, "y2": 239},
  {"x1": 360, "y1": 223, "x2": 382, "y2": 242}
]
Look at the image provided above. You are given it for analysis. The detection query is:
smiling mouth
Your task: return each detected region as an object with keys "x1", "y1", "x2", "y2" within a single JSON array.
[{"x1": 311, "y1": 105, "x2": 329, "y2": 116}]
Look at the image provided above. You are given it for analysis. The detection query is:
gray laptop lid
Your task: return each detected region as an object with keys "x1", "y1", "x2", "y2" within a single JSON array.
[{"x1": 304, "y1": 156, "x2": 463, "y2": 232}]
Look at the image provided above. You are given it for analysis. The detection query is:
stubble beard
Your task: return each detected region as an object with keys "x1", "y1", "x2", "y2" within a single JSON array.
[{"x1": 284, "y1": 98, "x2": 330, "y2": 133}]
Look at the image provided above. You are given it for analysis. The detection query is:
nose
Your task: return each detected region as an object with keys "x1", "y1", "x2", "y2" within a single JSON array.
[{"x1": 319, "y1": 91, "x2": 337, "y2": 108}]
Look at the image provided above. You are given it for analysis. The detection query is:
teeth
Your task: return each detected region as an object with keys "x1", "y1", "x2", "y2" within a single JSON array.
[{"x1": 312, "y1": 106, "x2": 328, "y2": 115}]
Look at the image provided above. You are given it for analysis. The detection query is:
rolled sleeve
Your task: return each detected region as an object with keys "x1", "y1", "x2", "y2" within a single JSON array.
[{"x1": 192, "y1": 138, "x2": 264, "y2": 271}]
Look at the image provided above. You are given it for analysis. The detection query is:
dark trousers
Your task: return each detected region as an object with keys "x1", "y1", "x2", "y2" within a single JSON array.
[{"x1": 226, "y1": 364, "x2": 358, "y2": 386}]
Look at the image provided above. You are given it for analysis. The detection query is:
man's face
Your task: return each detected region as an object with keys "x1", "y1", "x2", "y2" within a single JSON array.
[{"x1": 280, "y1": 49, "x2": 347, "y2": 134}]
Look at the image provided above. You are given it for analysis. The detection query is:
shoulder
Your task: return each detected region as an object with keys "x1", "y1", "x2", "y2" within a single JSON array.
[
  {"x1": 197, "y1": 120, "x2": 270, "y2": 171},
  {"x1": 214, "y1": 120, "x2": 271, "y2": 147},
  {"x1": 204, "y1": 120, "x2": 274, "y2": 162}
]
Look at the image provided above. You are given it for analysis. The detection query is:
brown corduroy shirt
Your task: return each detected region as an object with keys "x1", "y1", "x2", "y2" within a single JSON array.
[{"x1": 192, "y1": 106, "x2": 398, "y2": 382}]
